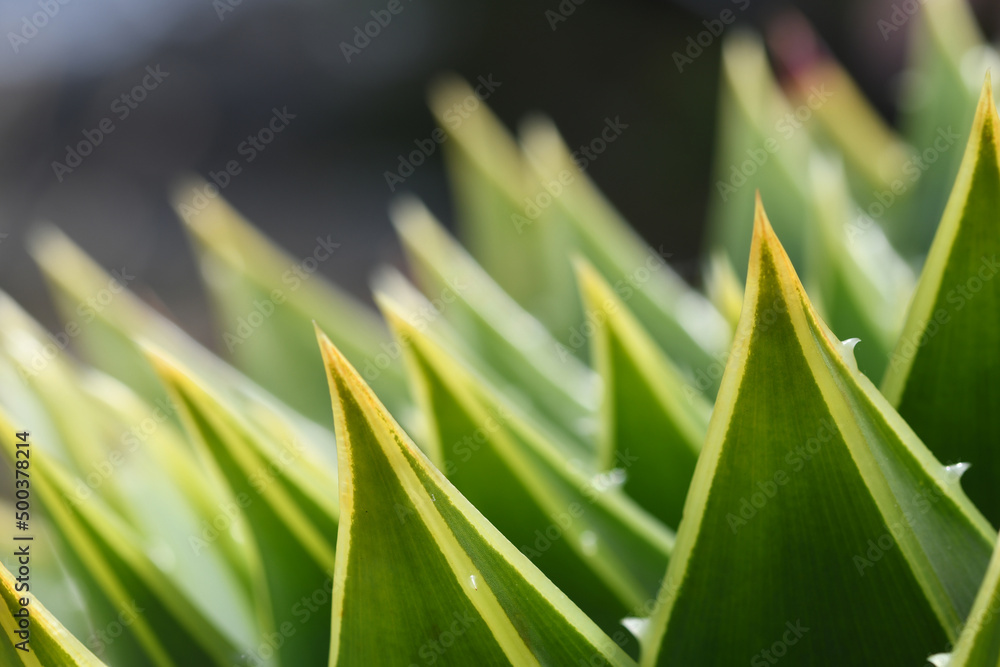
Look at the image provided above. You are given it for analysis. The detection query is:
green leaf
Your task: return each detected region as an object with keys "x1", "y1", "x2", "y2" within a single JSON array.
[
  {"x1": 641, "y1": 200, "x2": 994, "y2": 666},
  {"x1": 895, "y1": 0, "x2": 998, "y2": 255},
  {"x1": 378, "y1": 300, "x2": 673, "y2": 658},
  {"x1": 176, "y1": 183, "x2": 410, "y2": 421},
  {"x1": 942, "y1": 534, "x2": 1000, "y2": 666},
  {"x1": 882, "y1": 78, "x2": 1000, "y2": 527},
  {"x1": 428, "y1": 77, "x2": 580, "y2": 337},
  {"x1": 27, "y1": 224, "x2": 341, "y2": 479},
  {"x1": 575, "y1": 259, "x2": 709, "y2": 531},
  {"x1": 0, "y1": 416, "x2": 242, "y2": 667},
  {"x1": 706, "y1": 31, "x2": 813, "y2": 276},
  {"x1": 804, "y1": 156, "x2": 914, "y2": 379},
  {"x1": 391, "y1": 197, "x2": 599, "y2": 448},
  {"x1": 0, "y1": 560, "x2": 107, "y2": 666},
  {"x1": 317, "y1": 328, "x2": 637, "y2": 666},
  {"x1": 149, "y1": 349, "x2": 338, "y2": 667},
  {"x1": 520, "y1": 117, "x2": 732, "y2": 394}
]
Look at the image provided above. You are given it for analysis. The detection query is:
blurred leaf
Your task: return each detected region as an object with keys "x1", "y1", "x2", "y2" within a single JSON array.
[
  {"x1": 317, "y1": 329, "x2": 637, "y2": 666},
  {"x1": 27, "y1": 225, "x2": 340, "y2": 480},
  {"x1": 642, "y1": 201, "x2": 994, "y2": 666},
  {"x1": 0, "y1": 296, "x2": 257, "y2": 646},
  {"x1": 0, "y1": 560, "x2": 107, "y2": 666},
  {"x1": 149, "y1": 350, "x2": 338, "y2": 667},
  {"x1": 804, "y1": 155, "x2": 914, "y2": 379},
  {"x1": 575, "y1": 259, "x2": 709, "y2": 531},
  {"x1": 783, "y1": 50, "x2": 912, "y2": 198},
  {"x1": 0, "y1": 416, "x2": 242, "y2": 667},
  {"x1": 379, "y1": 300, "x2": 673, "y2": 658},
  {"x1": 706, "y1": 31, "x2": 813, "y2": 276},
  {"x1": 520, "y1": 117, "x2": 732, "y2": 394},
  {"x1": 895, "y1": 0, "x2": 999, "y2": 255},
  {"x1": 391, "y1": 198, "x2": 599, "y2": 448},
  {"x1": 428, "y1": 77, "x2": 580, "y2": 337},
  {"x1": 883, "y1": 79, "x2": 1000, "y2": 527},
  {"x1": 176, "y1": 183, "x2": 410, "y2": 421},
  {"x1": 703, "y1": 251, "x2": 744, "y2": 330}
]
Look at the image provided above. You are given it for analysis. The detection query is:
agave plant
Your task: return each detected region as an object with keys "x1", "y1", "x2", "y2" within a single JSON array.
[{"x1": 5, "y1": 1, "x2": 1000, "y2": 665}]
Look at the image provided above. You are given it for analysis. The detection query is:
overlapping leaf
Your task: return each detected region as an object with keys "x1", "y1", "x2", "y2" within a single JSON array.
[
  {"x1": 520, "y1": 117, "x2": 732, "y2": 394},
  {"x1": 176, "y1": 184, "x2": 409, "y2": 421},
  {"x1": 149, "y1": 350, "x2": 338, "y2": 667},
  {"x1": 575, "y1": 259, "x2": 709, "y2": 530},
  {"x1": 0, "y1": 416, "x2": 242, "y2": 667},
  {"x1": 391, "y1": 198, "x2": 599, "y2": 448},
  {"x1": 642, "y1": 200, "x2": 994, "y2": 666},
  {"x1": 0, "y1": 561, "x2": 107, "y2": 667},
  {"x1": 378, "y1": 300, "x2": 673, "y2": 657},
  {"x1": 883, "y1": 79, "x2": 1000, "y2": 527},
  {"x1": 318, "y1": 328, "x2": 637, "y2": 666}
]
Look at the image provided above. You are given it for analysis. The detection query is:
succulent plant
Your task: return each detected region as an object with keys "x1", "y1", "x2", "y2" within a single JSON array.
[{"x1": 5, "y1": 0, "x2": 1000, "y2": 665}]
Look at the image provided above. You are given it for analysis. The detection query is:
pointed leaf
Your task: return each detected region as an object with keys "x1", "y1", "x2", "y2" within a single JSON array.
[
  {"x1": 520, "y1": 117, "x2": 732, "y2": 394},
  {"x1": 576, "y1": 259, "x2": 709, "y2": 530},
  {"x1": 149, "y1": 350, "x2": 338, "y2": 667},
  {"x1": 391, "y1": 198, "x2": 598, "y2": 447},
  {"x1": 379, "y1": 301, "x2": 673, "y2": 657},
  {"x1": 882, "y1": 79, "x2": 1000, "y2": 526},
  {"x1": 642, "y1": 200, "x2": 994, "y2": 666},
  {"x1": 318, "y1": 329, "x2": 636, "y2": 666},
  {"x1": 944, "y1": 531, "x2": 1000, "y2": 666},
  {"x1": 176, "y1": 182, "x2": 410, "y2": 420},
  {"x1": 0, "y1": 417, "x2": 242, "y2": 667},
  {"x1": 0, "y1": 560, "x2": 107, "y2": 666}
]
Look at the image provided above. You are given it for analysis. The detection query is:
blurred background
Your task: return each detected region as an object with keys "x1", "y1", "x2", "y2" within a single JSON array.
[{"x1": 0, "y1": 0, "x2": 997, "y2": 348}]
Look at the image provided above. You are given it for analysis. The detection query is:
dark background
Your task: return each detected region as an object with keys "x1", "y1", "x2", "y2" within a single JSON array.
[{"x1": 0, "y1": 0, "x2": 996, "y2": 347}]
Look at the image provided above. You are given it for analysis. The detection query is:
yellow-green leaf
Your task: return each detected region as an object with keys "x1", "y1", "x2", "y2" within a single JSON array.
[
  {"x1": 883, "y1": 78, "x2": 1000, "y2": 527},
  {"x1": 0, "y1": 560, "x2": 107, "y2": 666},
  {"x1": 576, "y1": 259, "x2": 709, "y2": 531},
  {"x1": 379, "y1": 301, "x2": 673, "y2": 658},
  {"x1": 318, "y1": 328, "x2": 637, "y2": 666},
  {"x1": 642, "y1": 200, "x2": 994, "y2": 666}
]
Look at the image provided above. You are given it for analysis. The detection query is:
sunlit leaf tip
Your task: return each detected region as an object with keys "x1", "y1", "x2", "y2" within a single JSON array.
[
  {"x1": 642, "y1": 196, "x2": 994, "y2": 666},
  {"x1": 315, "y1": 327, "x2": 636, "y2": 667},
  {"x1": 882, "y1": 74, "x2": 1000, "y2": 526}
]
